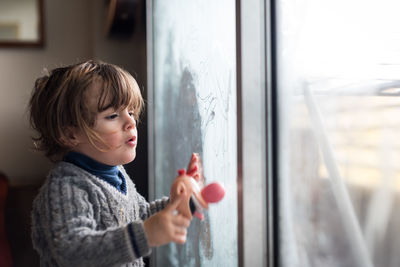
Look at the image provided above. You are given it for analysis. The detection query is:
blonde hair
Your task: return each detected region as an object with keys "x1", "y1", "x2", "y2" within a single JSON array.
[{"x1": 29, "y1": 60, "x2": 144, "y2": 161}]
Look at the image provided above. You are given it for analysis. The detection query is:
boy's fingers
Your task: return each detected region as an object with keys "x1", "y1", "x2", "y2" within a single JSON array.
[
  {"x1": 173, "y1": 235, "x2": 187, "y2": 244},
  {"x1": 174, "y1": 227, "x2": 187, "y2": 236},
  {"x1": 173, "y1": 215, "x2": 190, "y2": 227}
]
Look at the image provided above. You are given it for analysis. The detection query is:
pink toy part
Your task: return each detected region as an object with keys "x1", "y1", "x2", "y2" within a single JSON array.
[
  {"x1": 177, "y1": 169, "x2": 186, "y2": 176},
  {"x1": 194, "y1": 211, "x2": 204, "y2": 220},
  {"x1": 201, "y1": 182, "x2": 225, "y2": 203}
]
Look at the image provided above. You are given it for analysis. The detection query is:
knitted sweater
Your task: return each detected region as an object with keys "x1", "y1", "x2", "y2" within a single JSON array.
[{"x1": 31, "y1": 161, "x2": 169, "y2": 267}]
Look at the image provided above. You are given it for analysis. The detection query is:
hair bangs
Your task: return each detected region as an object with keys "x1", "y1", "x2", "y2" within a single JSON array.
[{"x1": 96, "y1": 68, "x2": 143, "y2": 118}]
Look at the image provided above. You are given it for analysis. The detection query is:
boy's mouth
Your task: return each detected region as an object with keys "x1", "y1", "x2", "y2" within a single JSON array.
[{"x1": 126, "y1": 136, "x2": 137, "y2": 146}]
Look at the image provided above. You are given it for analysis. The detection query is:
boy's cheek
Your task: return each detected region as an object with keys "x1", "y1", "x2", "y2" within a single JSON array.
[
  {"x1": 101, "y1": 132, "x2": 124, "y2": 147},
  {"x1": 89, "y1": 131, "x2": 121, "y2": 149}
]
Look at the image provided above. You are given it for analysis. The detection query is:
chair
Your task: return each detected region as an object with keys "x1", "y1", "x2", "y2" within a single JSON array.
[{"x1": 0, "y1": 173, "x2": 13, "y2": 267}]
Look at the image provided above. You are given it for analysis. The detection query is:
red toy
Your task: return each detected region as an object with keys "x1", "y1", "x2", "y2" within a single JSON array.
[{"x1": 170, "y1": 154, "x2": 225, "y2": 220}]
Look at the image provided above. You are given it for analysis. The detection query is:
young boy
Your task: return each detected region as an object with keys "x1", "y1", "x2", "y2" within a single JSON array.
[{"x1": 29, "y1": 60, "x2": 198, "y2": 267}]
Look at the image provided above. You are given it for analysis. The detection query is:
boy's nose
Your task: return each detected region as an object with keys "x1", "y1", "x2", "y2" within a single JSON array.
[{"x1": 124, "y1": 112, "x2": 136, "y2": 130}]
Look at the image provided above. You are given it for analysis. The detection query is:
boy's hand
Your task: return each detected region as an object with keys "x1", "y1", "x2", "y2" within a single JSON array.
[
  {"x1": 143, "y1": 195, "x2": 191, "y2": 247},
  {"x1": 186, "y1": 153, "x2": 204, "y2": 184}
]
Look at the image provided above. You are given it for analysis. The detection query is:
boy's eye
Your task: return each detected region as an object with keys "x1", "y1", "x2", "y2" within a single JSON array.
[
  {"x1": 129, "y1": 111, "x2": 135, "y2": 117},
  {"x1": 105, "y1": 114, "x2": 118, "y2": 120}
]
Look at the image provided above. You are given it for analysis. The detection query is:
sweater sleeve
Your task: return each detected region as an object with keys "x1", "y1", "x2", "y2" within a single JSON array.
[
  {"x1": 137, "y1": 193, "x2": 170, "y2": 220},
  {"x1": 118, "y1": 165, "x2": 169, "y2": 220},
  {"x1": 31, "y1": 176, "x2": 150, "y2": 267}
]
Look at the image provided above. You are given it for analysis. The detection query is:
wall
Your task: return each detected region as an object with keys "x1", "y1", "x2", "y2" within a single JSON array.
[{"x1": 0, "y1": 0, "x2": 148, "y2": 189}]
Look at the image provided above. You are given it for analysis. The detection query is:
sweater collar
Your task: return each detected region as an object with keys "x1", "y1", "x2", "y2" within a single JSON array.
[{"x1": 64, "y1": 151, "x2": 127, "y2": 194}]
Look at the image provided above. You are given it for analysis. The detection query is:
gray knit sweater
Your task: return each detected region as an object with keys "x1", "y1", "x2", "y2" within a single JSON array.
[{"x1": 31, "y1": 161, "x2": 169, "y2": 267}]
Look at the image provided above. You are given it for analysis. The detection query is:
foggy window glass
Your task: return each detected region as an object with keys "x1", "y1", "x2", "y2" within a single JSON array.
[
  {"x1": 150, "y1": 0, "x2": 238, "y2": 266},
  {"x1": 276, "y1": 0, "x2": 400, "y2": 266}
]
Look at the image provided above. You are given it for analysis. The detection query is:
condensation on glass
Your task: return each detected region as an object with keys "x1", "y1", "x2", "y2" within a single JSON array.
[
  {"x1": 276, "y1": 0, "x2": 400, "y2": 266},
  {"x1": 150, "y1": 0, "x2": 238, "y2": 266}
]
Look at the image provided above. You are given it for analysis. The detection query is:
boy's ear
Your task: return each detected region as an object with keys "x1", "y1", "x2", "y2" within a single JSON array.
[{"x1": 59, "y1": 127, "x2": 80, "y2": 147}]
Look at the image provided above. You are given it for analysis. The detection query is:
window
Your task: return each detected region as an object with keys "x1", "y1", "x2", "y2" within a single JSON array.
[
  {"x1": 275, "y1": 0, "x2": 400, "y2": 266},
  {"x1": 147, "y1": 1, "x2": 238, "y2": 266}
]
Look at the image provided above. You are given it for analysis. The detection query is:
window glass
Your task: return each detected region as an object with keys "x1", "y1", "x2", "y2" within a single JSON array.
[
  {"x1": 150, "y1": 0, "x2": 238, "y2": 266},
  {"x1": 276, "y1": 0, "x2": 400, "y2": 266}
]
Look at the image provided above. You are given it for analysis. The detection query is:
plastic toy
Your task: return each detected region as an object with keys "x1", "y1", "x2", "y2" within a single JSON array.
[{"x1": 170, "y1": 156, "x2": 225, "y2": 220}]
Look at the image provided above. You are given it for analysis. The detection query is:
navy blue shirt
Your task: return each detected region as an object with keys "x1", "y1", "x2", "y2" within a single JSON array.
[{"x1": 64, "y1": 151, "x2": 127, "y2": 194}]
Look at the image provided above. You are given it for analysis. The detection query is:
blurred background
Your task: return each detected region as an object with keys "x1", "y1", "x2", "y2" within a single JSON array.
[{"x1": 0, "y1": 1, "x2": 149, "y2": 266}]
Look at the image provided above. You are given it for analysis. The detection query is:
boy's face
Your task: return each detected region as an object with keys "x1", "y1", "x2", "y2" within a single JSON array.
[{"x1": 71, "y1": 82, "x2": 138, "y2": 166}]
